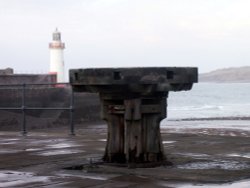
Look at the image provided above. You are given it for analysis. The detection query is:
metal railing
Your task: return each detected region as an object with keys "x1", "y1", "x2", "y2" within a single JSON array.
[{"x1": 0, "y1": 83, "x2": 75, "y2": 136}]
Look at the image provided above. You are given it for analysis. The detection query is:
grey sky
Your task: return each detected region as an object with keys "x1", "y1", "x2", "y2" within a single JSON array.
[{"x1": 1, "y1": 0, "x2": 250, "y2": 75}]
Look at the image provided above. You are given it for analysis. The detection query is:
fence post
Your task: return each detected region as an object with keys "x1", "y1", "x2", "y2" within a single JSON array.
[
  {"x1": 21, "y1": 83, "x2": 27, "y2": 136},
  {"x1": 69, "y1": 86, "x2": 75, "y2": 136}
]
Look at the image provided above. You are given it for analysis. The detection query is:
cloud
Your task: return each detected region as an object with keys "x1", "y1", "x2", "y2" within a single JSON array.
[
  {"x1": 174, "y1": 0, "x2": 250, "y2": 39},
  {"x1": 1, "y1": 0, "x2": 250, "y2": 73}
]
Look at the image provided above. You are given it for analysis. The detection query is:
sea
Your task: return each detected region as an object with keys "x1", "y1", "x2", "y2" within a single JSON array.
[{"x1": 161, "y1": 83, "x2": 250, "y2": 131}]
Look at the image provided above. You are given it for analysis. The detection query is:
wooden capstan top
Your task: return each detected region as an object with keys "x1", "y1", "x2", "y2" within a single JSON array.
[
  {"x1": 70, "y1": 67, "x2": 198, "y2": 93},
  {"x1": 69, "y1": 67, "x2": 198, "y2": 167}
]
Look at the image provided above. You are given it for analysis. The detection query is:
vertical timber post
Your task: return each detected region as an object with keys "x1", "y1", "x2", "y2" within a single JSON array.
[
  {"x1": 69, "y1": 86, "x2": 75, "y2": 136},
  {"x1": 21, "y1": 84, "x2": 27, "y2": 136},
  {"x1": 102, "y1": 95, "x2": 167, "y2": 165}
]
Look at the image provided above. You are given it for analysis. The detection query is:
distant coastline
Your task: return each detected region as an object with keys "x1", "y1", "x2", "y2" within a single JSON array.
[{"x1": 199, "y1": 66, "x2": 250, "y2": 83}]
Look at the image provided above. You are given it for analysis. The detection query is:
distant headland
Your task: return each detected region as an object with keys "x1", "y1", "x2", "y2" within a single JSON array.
[{"x1": 199, "y1": 66, "x2": 250, "y2": 83}]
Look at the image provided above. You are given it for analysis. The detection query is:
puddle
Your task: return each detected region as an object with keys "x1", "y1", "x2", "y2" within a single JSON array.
[
  {"x1": 0, "y1": 171, "x2": 50, "y2": 187},
  {"x1": 46, "y1": 143, "x2": 81, "y2": 149},
  {"x1": 58, "y1": 173, "x2": 108, "y2": 180},
  {"x1": 174, "y1": 153, "x2": 209, "y2": 158},
  {"x1": 229, "y1": 133, "x2": 236, "y2": 136},
  {"x1": 98, "y1": 139, "x2": 107, "y2": 142},
  {"x1": 36, "y1": 149, "x2": 84, "y2": 156},
  {"x1": 177, "y1": 160, "x2": 249, "y2": 170},
  {"x1": 0, "y1": 142, "x2": 17, "y2": 145},
  {"x1": 1, "y1": 138, "x2": 20, "y2": 141},
  {"x1": 0, "y1": 138, "x2": 20, "y2": 145},
  {"x1": 175, "y1": 179, "x2": 250, "y2": 188},
  {"x1": 25, "y1": 148, "x2": 43, "y2": 152},
  {"x1": 227, "y1": 153, "x2": 250, "y2": 159},
  {"x1": 163, "y1": 141, "x2": 176, "y2": 144}
]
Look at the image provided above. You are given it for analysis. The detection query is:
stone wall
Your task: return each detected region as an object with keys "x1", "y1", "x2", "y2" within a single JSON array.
[
  {"x1": 0, "y1": 87, "x2": 101, "y2": 130},
  {"x1": 0, "y1": 74, "x2": 56, "y2": 85}
]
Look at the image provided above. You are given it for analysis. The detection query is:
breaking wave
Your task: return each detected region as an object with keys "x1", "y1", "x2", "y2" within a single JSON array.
[{"x1": 169, "y1": 105, "x2": 224, "y2": 111}]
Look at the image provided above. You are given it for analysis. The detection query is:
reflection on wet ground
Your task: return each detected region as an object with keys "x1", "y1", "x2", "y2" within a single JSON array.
[
  {"x1": 57, "y1": 172, "x2": 111, "y2": 181},
  {"x1": 176, "y1": 179, "x2": 250, "y2": 188},
  {"x1": 226, "y1": 153, "x2": 250, "y2": 159},
  {"x1": 97, "y1": 139, "x2": 107, "y2": 142},
  {"x1": 177, "y1": 160, "x2": 249, "y2": 170},
  {"x1": 46, "y1": 143, "x2": 82, "y2": 149},
  {"x1": 0, "y1": 171, "x2": 50, "y2": 188},
  {"x1": 163, "y1": 141, "x2": 176, "y2": 144},
  {"x1": 173, "y1": 152, "x2": 210, "y2": 158},
  {"x1": 36, "y1": 149, "x2": 84, "y2": 156}
]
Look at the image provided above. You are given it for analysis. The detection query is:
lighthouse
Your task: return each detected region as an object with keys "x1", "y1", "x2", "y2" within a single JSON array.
[{"x1": 49, "y1": 28, "x2": 65, "y2": 83}]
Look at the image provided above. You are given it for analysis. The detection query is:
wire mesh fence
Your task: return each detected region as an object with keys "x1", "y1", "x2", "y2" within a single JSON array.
[{"x1": 0, "y1": 83, "x2": 75, "y2": 136}]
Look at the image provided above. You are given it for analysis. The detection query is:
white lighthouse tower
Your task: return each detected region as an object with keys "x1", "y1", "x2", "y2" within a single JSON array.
[{"x1": 49, "y1": 28, "x2": 65, "y2": 83}]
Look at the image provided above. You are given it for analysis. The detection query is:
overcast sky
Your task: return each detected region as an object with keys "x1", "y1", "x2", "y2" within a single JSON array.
[{"x1": 1, "y1": 0, "x2": 250, "y2": 76}]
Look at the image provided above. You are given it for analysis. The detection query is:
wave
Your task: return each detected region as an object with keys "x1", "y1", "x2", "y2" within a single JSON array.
[
  {"x1": 167, "y1": 116, "x2": 250, "y2": 121},
  {"x1": 169, "y1": 105, "x2": 224, "y2": 111}
]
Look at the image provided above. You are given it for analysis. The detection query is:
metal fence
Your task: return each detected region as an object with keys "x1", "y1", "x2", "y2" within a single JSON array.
[{"x1": 0, "y1": 83, "x2": 75, "y2": 136}]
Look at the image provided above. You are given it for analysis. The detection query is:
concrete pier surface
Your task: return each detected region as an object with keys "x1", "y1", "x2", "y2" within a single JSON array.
[{"x1": 0, "y1": 123, "x2": 250, "y2": 188}]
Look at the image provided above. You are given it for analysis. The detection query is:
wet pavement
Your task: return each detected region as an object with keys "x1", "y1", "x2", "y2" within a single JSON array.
[{"x1": 0, "y1": 124, "x2": 250, "y2": 187}]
